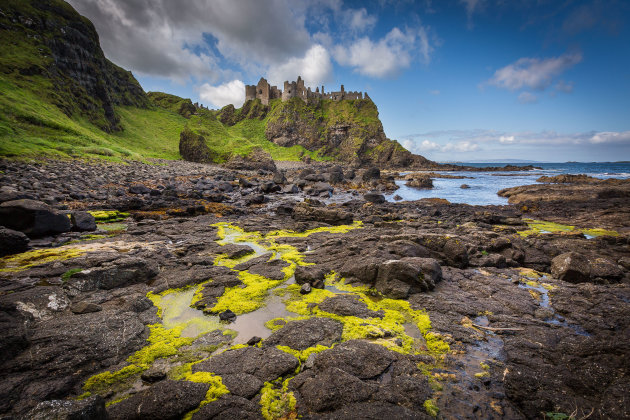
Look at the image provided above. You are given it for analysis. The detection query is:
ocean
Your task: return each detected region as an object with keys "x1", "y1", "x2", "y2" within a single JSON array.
[{"x1": 384, "y1": 162, "x2": 630, "y2": 206}]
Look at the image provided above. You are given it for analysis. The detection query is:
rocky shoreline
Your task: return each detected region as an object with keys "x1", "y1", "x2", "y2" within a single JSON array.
[{"x1": 0, "y1": 158, "x2": 628, "y2": 420}]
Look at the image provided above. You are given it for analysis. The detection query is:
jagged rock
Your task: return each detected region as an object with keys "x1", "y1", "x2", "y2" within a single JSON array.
[
  {"x1": 67, "y1": 257, "x2": 159, "y2": 291},
  {"x1": 364, "y1": 193, "x2": 386, "y2": 204},
  {"x1": 292, "y1": 202, "x2": 352, "y2": 225},
  {"x1": 220, "y1": 373, "x2": 263, "y2": 398},
  {"x1": 273, "y1": 171, "x2": 287, "y2": 185},
  {"x1": 443, "y1": 237, "x2": 469, "y2": 268},
  {"x1": 107, "y1": 380, "x2": 209, "y2": 420},
  {"x1": 374, "y1": 257, "x2": 442, "y2": 299},
  {"x1": 589, "y1": 258, "x2": 624, "y2": 281},
  {"x1": 551, "y1": 252, "x2": 590, "y2": 283},
  {"x1": 318, "y1": 295, "x2": 384, "y2": 319},
  {"x1": 386, "y1": 240, "x2": 431, "y2": 258},
  {"x1": 0, "y1": 199, "x2": 71, "y2": 238},
  {"x1": 191, "y1": 395, "x2": 259, "y2": 420},
  {"x1": 305, "y1": 182, "x2": 333, "y2": 196},
  {"x1": 218, "y1": 244, "x2": 254, "y2": 259},
  {"x1": 70, "y1": 301, "x2": 102, "y2": 314},
  {"x1": 300, "y1": 283, "x2": 312, "y2": 294},
  {"x1": 192, "y1": 346, "x2": 298, "y2": 383},
  {"x1": 219, "y1": 309, "x2": 236, "y2": 322},
  {"x1": 263, "y1": 317, "x2": 343, "y2": 350},
  {"x1": 247, "y1": 336, "x2": 262, "y2": 346},
  {"x1": 405, "y1": 174, "x2": 433, "y2": 189},
  {"x1": 179, "y1": 128, "x2": 215, "y2": 163},
  {"x1": 292, "y1": 367, "x2": 377, "y2": 412},
  {"x1": 294, "y1": 266, "x2": 325, "y2": 288},
  {"x1": 25, "y1": 396, "x2": 107, "y2": 420},
  {"x1": 361, "y1": 167, "x2": 381, "y2": 181},
  {"x1": 70, "y1": 211, "x2": 96, "y2": 232},
  {"x1": 129, "y1": 184, "x2": 150, "y2": 195},
  {"x1": 224, "y1": 147, "x2": 277, "y2": 172},
  {"x1": 0, "y1": 227, "x2": 29, "y2": 257},
  {"x1": 313, "y1": 340, "x2": 395, "y2": 379},
  {"x1": 460, "y1": 184, "x2": 470, "y2": 189},
  {"x1": 140, "y1": 368, "x2": 167, "y2": 384},
  {"x1": 339, "y1": 258, "x2": 381, "y2": 284}
]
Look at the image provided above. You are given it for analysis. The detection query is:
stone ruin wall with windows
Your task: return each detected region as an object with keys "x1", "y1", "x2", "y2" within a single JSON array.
[{"x1": 245, "y1": 76, "x2": 368, "y2": 105}]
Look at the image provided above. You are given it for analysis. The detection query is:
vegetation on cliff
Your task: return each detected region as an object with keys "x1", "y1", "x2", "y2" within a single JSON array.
[{"x1": 0, "y1": 0, "x2": 429, "y2": 167}]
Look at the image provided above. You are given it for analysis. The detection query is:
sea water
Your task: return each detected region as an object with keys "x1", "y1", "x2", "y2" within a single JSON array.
[{"x1": 384, "y1": 162, "x2": 630, "y2": 206}]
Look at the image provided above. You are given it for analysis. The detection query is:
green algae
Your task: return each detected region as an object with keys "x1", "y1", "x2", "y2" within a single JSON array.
[
  {"x1": 88, "y1": 210, "x2": 130, "y2": 222},
  {"x1": 97, "y1": 222, "x2": 127, "y2": 233},
  {"x1": 61, "y1": 267, "x2": 82, "y2": 282},
  {"x1": 276, "y1": 344, "x2": 330, "y2": 363},
  {"x1": 424, "y1": 399, "x2": 439, "y2": 417},
  {"x1": 209, "y1": 271, "x2": 287, "y2": 315},
  {"x1": 0, "y1": 247, "x2": 86, "y2": 272},
  {"x1": 260, "y1": 378, "x2": 297, "y2": 420},
  {"x1": 518, "y1": 219, "x2": 618, "y2": 238}
]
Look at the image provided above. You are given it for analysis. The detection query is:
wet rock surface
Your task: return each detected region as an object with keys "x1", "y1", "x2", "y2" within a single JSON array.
[{"x1": 0, "y1": 158, "x2": 628, "y2": 419}]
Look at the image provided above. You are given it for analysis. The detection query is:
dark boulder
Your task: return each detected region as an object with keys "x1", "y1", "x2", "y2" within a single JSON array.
[
  {"x1": 0, "y1": 227, "x2": 29, "y2": 257},
  {"x1": 405, "y1": 174, "x2": 433, "y2": 189},
  {"x1": 263, "y1": 317, "x2": 343, "y2": 350},
  {"x1": 191, "y1": 395, "x2": 259, "y2": 420},
  {"x1": 318, "y1": 294, "x2": 384, "y2": 319},
  {"x1": 128, "y1": 184, "x2": 150, "y2": 195},
  {"x1": 179, "y1": 128, "x2": 215, "y2": 163},
  {"x1": 292, "y1": 203, "x2": 352, "y2": 225},
  {"x1": 70, "y1": 211, "x2": 96, "y2": 232},
  {"x1": 67, "y1": 257, "x2": 159, "y2": 291},
  {"x1": 364, "y1": 193, "x2": 386, "y2": 204},
  {"x1": 551, "y1": 252, "x2": 590, "y2": 283},
  {"x1": 313, "y1": 340, "x2": 395, "y2": 379},
  {"x1": 219, "y1": 373, "x2": 263, "y2": 399},
  {"x1": 25, "y1": 396, "x2": 107, "y2": 420},
  {"x1": 443, "y1": 237, "x2": 469, "y2": 268},
  {"x1": 192, "y1": 346, "x2": 298, "y2": 383},
  {"x1": 0, "y1": 199, "x2": 71, "y2": 238},
  {"x1": 107, "y1": 380, "x2": 209, "y2": 420},
  {"x1": 374, "y1": 257, "x2": 442, "y2": 299},
  {"x1": 294, "y1": 266, "x2": 326, "y2": 288},
  {"x1": 361, "y1": 167, "x2": 380, "y2": 182}
]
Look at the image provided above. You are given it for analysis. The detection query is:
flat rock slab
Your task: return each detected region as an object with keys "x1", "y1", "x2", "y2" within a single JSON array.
[
  {"x1": 263, "y1": 317, "x2": 343, "y2": 350},
  {"x1": 220, "y1": 373, "x2": 263, "y2": 399},
  {"x1": 318, "y1": 295, "x2": 384, "y2": 319},
  {"x1": 191, "y1": 395, "x2": 260, "y2": 420},
  {"x1": 192, "y1": 346, "x2": 298, "y2": 383},
  {"x1": 107, "y1": 380, "x2": 209, "y2": 420},
  {"x1": 313, "y1": 340, "x2": 395, "y2": 379}
]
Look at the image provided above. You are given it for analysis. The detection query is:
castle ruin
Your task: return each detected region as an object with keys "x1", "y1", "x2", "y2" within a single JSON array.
[{"x1": 245, "y1": 76, "x2": 368, "y2": 105}]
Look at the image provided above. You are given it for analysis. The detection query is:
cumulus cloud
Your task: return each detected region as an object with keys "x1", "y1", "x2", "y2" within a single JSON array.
[
  {"x1": 499, "y1": 135, "x2": 515, "y2": 144},
  {"x1": 348, "y1": 8, "x2": 377, "y2": 32},
  {"x1": 67, "y1": 0, "x2": 311, "y2": 82},
  {"x1": 487, "y1": 52, "x2": 582, "y2": 91},
  {"x1": 518, "y1": 91, "x2": 538, "y2": 104},
  {"x1": 404, "y1": 138, "x2": 479, "y2": 154},
  {"x1": 267, "y1": 45, "x2": 333, "y2": 88},
  {"x1": 590, "y1": 131, "x2": 630, "y2": 144},
  {"x1": 199, "y1": 79, "x2": 245, "y2": 108},
  {"x1": 333, "y1": 26, "x2": 432, "y2": 78}
]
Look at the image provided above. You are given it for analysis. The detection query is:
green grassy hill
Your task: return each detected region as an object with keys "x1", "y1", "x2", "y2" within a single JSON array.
[{"x1": 0, "y1": 0, "x2": 426, "y2": 167}]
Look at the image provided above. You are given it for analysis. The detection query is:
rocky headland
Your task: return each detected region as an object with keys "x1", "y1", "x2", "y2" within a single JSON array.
[{"x1": 1, "y1": 158, "x2": 628, "y2": 420}]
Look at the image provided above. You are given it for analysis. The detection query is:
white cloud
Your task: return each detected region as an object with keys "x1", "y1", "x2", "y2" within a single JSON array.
[
  {"x1": 67, "y1": 0, "x2": 312, "y2": 83},
  {"x1": 554, "y1": 80, "x2": 574, "y2": 93},
  {"x1": 404, "y1": 138, "x2": 479, "y2": 154},
  {"x1": 590, "y1": 131, "x2": 630, "y2": 144},
  {"x1": 442, "y1": 141, "x2": 479, "y2": 152},
  {"x1": 487, "y1": 52, "x2": 582, "y2": 91},
  {"x1": 266, "y1": 44, "x2": 333, "y2": 88},
  {"x1": 518, "y1": 91, "x2": 538, "y2": 104},
  {"x1": 333, "y1": 26, "x2": 432, "y2": 78},
  {"x1": 460, "y1": 0, "x2": 483, "y2": 29},
  {"x1": 348, "y1": 8, "x2": 377, "y2": 32},
  {"x1": 499, "y1": 135, "x2": 515, "y2": 144},
  {"x1": 199, "y1": 79, "x2": 245, "y2": 108}
]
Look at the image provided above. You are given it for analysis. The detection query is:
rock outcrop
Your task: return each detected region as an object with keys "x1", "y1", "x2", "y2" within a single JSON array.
[{"x1": 0, "y1": 0, "x2": 148, "y2": 132}]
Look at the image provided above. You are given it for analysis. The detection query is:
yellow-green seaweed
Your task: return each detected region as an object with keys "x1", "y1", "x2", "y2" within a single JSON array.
[
  {"x1": 260, "y1": 378, "x2": 297, "y2": 420},
  {"x1": 518, "y1": 219, "x2": 618, "y2": 238},
  {"x1": 0, "y1": 247, "x2": 86, "y2": 272},
  {"x1": 424, "y1": 399, "x2": 439, "y2": 417},
  {"x1": 88, "y1": 210, "x2": 130, "y2": 222}
]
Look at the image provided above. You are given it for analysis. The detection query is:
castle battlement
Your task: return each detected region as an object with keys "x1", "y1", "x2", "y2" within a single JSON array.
[{"x1": 244, "y1": 76, "x2": 367, "y2": 105}]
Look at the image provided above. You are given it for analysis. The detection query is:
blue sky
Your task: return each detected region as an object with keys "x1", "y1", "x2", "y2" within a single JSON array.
[{"x1": 69, "y1": 0, "x2": 630, "y2": 162}]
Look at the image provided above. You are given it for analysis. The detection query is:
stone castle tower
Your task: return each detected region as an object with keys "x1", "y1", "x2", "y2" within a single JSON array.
[{"x1": 245, "y1": 76, "x2": 366, "y2": 105}]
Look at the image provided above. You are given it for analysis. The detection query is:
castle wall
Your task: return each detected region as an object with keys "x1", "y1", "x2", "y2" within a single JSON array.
[{"x1": 244, "y1": 76, "x2": 367, "y2": 105}]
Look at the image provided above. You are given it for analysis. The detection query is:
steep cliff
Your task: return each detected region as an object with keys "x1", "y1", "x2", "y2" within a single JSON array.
[
  {"x1": 0, "y1": 0, "x2": 148, "y2": 132},
  {"x1": 186, "y1": 97, "x2": 432, "y2": 168}
]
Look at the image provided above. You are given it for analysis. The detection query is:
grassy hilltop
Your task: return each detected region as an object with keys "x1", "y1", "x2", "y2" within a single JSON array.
[{"x1": 0, "y1": 0, "x2": 423, "y2": 167}]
